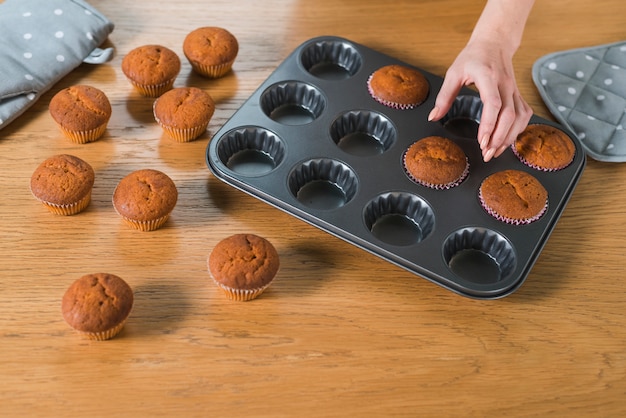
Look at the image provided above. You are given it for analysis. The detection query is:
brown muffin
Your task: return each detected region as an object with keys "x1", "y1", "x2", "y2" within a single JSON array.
[
  {"x1": 121, "y1": 45, "x2": 181, "y2": 97},
  {"x1": 513, "y1": 124, "x2": 576, "y2": 171},
  {"x1": 112, "y1": 169, "x2": 178, "y2": 231},
  {"x1": 30, "y1": 154, "x2": 95, "y2": 215},
  {"x1": 479, "y1": 170, "x2": 548, "y2": 225},
  {"x1": 62, "y1": 273, "x2": 134, "y2": 340},
  {"x1": 367, "y1": 64, "x2": 429, "y2": 109},
  {"x1": 49, "y1": 85, "x2": 111, "y2": 143},
  {"x1": 403, "y1": 136, "x2": 469, "y2": 189},
  {"x1": 153, "y1": 87, "x2": 215, "y2": 142},
  {"x1": 183, "y1": 27, "x2": 238, "y2": 78},
  {"x1": 208, "y1": 233, "x2": 280, "y2": 301}
]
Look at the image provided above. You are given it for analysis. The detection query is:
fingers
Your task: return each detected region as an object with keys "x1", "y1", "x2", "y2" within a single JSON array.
[
  {"x1": 430, "y1": 48, "x2": 533, "y2": 163},
  {"x1": 480, "y1": 91, "x2": 532, "y2": 162},
  {"x1": 429, "y1": 68, "x2": 464, "y2": 122}
]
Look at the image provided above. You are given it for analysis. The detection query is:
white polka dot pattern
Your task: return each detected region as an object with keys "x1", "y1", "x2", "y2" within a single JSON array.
[
  {"x1": 533, "y1": 41, "x2": 626, "y2": 162},
  {"x1": 0, "y1": 0, "x2": 113, "y2": 129}
]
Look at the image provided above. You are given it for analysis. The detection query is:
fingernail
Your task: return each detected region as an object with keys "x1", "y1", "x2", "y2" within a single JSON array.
[
  {"x1": 483, "y1": 148, "x2": 496, "y2": 162},
  {"x1": 480, "y1": 134, "x2": 489, "y2": 149},
  {"x1": 427, "y1": 107, "x2": 438, "y2": 122}
]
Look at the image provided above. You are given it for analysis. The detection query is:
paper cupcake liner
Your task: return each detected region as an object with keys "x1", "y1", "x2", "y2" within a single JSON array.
[
  {"x1": 56, "y1": 123, "x2": 107, "y2": 144},
  {"x1": 510, "y1": 144, "x2": 573, "y2": 172},
  {"x1": 160, "y1": 124, "x2": 208, "y2": 142},
  {"x1": 190, "y1": 60, "x2": 234, "y2": 79},
  {"x1": 210, "y1": 275, "x2": 272, "y2": 302},
  {"x1": 403, "y1": 152, "x2": 469, "y2": 190},
  {"x1": 76, "y1": 319, "x2": 128, "y2": 341},
  {"x1": 479, "y1": 188, "x2": 548, "y2": 225},
  {"x1": 366, "y1": 74, "x2": 419, "y2": 110},
  {"x1": 37, "y1": 190, "x2": 92, "y2": 216},
  {"x1": 128, "y1": 78, "x2": 176, "y2": 97},
  {"x1": 154, "y1": 110, "x2": 208, "y2": 142},
  {"x1": 116, "y1": 212, "x2": 171, "y2": 232}
]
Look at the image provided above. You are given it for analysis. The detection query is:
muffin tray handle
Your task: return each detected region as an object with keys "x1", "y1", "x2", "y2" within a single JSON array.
[{"x1": 206, "y1": 36, "x2": 586, "y2": 299}]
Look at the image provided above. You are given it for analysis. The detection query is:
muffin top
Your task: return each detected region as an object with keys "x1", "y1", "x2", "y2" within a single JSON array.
[
  {"x1": 112, "y1": 169, "x2": 178, "y2": 221},
  {"x1": 153, "y1": 87, "x2": 215, "y2": 129},
  {"x1": 479, "y1": 169, "x2": 548, "y2": 224},
  {"x1": 121, "y1": 45, "x2": 181, "y2": 85},
  {"x1": 367, "y1": 64, "x2": 429, "y2": 108},
  {"x1": 208, "y1": 234, "x2": 280, "y2": 290},
  {"x1": 62, "y1": 273, "x2": 134, "y2": 333},
  {"x1": 49, "y1": 85, "x2": 111, "y2": 131},
  {"x1": 30, "y1": 154, "x2": 95, "y2": 205},
  {"x1": 513, "y1": 124, "x2": 576, "y2": 171},
  {"x1": 183, "y1": 27, "x2": 239, "y2": 67},
  {"x1": 404, "y1": 136, "x2": 469, "y2": 188}
]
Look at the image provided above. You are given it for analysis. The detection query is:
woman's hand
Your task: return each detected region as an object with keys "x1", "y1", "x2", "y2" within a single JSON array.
[
  {"x1": 428, "y1": 0, "x2": 535, "y2": 162},
  {"x1": 428, "y1": 39, "x2": 533, "y2": 162}
]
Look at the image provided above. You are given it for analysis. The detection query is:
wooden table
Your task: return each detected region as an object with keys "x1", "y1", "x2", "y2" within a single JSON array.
[{"x1": 2, "y1": 0, "x2": 625, "y2": 416}]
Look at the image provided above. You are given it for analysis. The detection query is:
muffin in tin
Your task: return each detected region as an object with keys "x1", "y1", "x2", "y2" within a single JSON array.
[
  {"x1": 479, "y1": 169, "x2": 548, "y2": 225},
  {"x1": 367, "y1": 64, "x2": 429, "y2": 109},
  {"x1": 403, "y1": 136, "x2": 469, "y2": 189},
  {"x1": 513, "y1": 124, "x2": 576, "y2": 171}
]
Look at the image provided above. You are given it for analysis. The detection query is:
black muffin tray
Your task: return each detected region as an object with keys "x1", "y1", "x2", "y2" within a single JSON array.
[{"x1": 206, "y1": 36, "x2": 586, "y2": 299}]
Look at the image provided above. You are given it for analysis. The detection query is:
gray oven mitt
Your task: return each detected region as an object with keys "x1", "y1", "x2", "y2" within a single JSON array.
[
  {"x1": 0, "y1": 0, "x2": 114, "y2": 130},
  {"x1": 532, "y1": 41, "x2": 626, "y2": 162}
]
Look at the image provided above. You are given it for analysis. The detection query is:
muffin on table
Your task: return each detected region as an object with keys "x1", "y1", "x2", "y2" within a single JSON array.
[
  {"x1": 62, "y1": 273, "x2": 134, "y2": 341},
  {"x1": 183, "y1": 27, "x2": 239, "y2": 78},
  {"x1": 112, "y1": 169, "x2": 178, "y2": 231},
  {"x1": 153, "y1": 87, "x2": 215, "y2": 142},
  {"x1": 121, "y1": 45, "x2": 181, "y2": 97},
  {"x1": 30, "y1": 154, "x2": 95, "y2": 216},
  {"x1": 367, "y1": 64, "x2": 429, "y2": 109},
  {"x1": 479, "y1": 169, "x2": 548, "y2": 225},
  {"x1": 403, "y1": 136, "x2": 469, "y2": 189},
  {"x1": 208, "y1": 233, "x2": 280, "y2": 301},
  {"x1": 513, "y1": 124, "x2": 576, "y2": 171},
  {"x1": 49, "y1": 85, "x2": 111, "y2": 143}
]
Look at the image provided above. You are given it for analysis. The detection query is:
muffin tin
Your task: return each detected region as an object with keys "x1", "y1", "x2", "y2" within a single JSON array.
[{"x1": 206, "y1": 36, "x2": 586, "y2": 299}]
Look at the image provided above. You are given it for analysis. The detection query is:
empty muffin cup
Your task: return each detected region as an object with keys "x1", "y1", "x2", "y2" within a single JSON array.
[
  {"x1": 215, "y1": 127, "x2": 285, "y2": 176},
  {"x1": 260, "y1": 81, "x2": 326, "y2": 125},
  {"x1": 330, "y1": 110, "x2": 396, "y2": 156},
  {"x1": 300, "y1": 39, "x2": 363, "y2": 80},
  {"x1": 442, "y1": 227, "x2": 516, "y2": 285},
  {"x1": 363, "y1": 192, "x2": 435, "y2": 246},
  {"x1": 288, "y1": 158, "x2": 358, "y2": 210},
  {"x1": 440, "y1": 95, "x2": 483, "y2": 139}
]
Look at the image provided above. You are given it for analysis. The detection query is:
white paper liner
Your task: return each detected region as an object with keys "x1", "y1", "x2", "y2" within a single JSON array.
[
  {"x1": 367, "y1": 74, "x2": 419, "y2": 110},
  {"x1": 403, "y1": 150, "x2": 469, "y2": 190},
  {"x1": 479, "y1": 187, "x2": 548, "y2": 225},
  {"x1": 211, "y1": 276, "x2": 272, "y2": 302},
  {"x1": 56, "y1": 123, "x2": 107, "y2": 144},
  {"x1": 153, "y1": 104, "x2": 209, "y2": 142},
  {"x1": 37, "y1": 191, "x2": 92, "y2": 216},
  {"x1": 511, "y1": 143, "x2": 574, "y2": 172},
  {"x1": 127, "y1": 77, "x2": 176, "y2": 98}
]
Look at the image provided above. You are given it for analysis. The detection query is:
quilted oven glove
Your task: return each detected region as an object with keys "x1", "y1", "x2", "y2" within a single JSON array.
[
  {"x1": 0, "y1": 0, "x2": 114, "y2": 130},
  {"x1": 533, "y1": 41, "x2": 626, "y2": 162}
]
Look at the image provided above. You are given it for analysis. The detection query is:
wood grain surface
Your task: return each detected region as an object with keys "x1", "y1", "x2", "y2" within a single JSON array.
[{"x1": 1, "y1": 0, "x2": 625, "y2": 416}]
